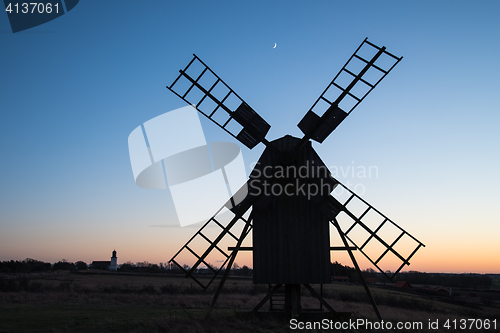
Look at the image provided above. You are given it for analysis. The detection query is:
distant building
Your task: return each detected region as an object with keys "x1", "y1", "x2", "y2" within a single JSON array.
[
  {"x1": 430, "y1": 286, "x2": 452, "y2": 296},
  {"x1": 394, "y1": 281, "x2": 412, "y2": 288},
  {"x1": 332, "y1": 276, "x2": 349, "y2": 283},
  {"x1": 110, "y1": 250, "x2": 117, "y2": 271},
  {"x1": 91, "y1": 250, "x2": 117, "y2": 271},
  {"x1": 365, "y1": 277, "x2": 381, "y2": 285}
]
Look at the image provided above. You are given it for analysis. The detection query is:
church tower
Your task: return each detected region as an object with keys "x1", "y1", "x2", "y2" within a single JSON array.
[{"x1": 110, "y1": 250, "x2": 117, "y2": 271}]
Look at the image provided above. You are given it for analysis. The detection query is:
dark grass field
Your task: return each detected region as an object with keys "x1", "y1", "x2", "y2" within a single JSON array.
[{"x1": 0, "y1": 271, "x2": 498, "y2": 333}]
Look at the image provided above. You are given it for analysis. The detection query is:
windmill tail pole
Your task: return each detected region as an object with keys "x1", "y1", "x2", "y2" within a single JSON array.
[{"x1": 333, "y1": 218, "x2": 382, "y2": 321}]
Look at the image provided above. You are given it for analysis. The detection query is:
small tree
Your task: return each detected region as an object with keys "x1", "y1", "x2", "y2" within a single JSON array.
[
  {"x1": 75, "y1": 261, "x2": 87, "y2": 270},
  {"x1": 119, "y1": 263, "x2": 134, "y2": 272},
  {"x1": 240, "y1": 265, "x2": 251, "y2": 276},
  {"x1": 53, "y1": 260, "x2": 75, "y2": 271}
]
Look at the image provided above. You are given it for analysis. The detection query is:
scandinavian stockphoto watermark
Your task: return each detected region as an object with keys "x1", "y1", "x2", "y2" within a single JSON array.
[
  {"x1": 247, "y1": 160, "x2": 378, "y2": 200},
  {"x1": 128, "y1": 105, "x2": 248, "y2": 227},
  {"x1": 329, "y1": 161, "x2": 379, "y2": 196},
  {"x1": 248, "y1": 160, "x2": 336, "y2": 200}
]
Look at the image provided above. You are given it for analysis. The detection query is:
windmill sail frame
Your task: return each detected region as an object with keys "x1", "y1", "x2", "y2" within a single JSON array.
[
  {"x1": 167, "y1": 55, "x2": 271, "y2": 149},
  {"x1": 165, "y1": 39, "x2": 424, "y2": 320}
]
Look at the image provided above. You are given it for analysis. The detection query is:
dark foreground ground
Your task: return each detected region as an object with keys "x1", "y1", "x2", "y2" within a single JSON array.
[{"x1": 0, "y1": 271, "x2": 498, "y2": 333}]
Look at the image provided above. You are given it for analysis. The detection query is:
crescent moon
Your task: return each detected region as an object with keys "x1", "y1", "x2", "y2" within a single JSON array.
[{"x1": 273, "y1": 43, "x2": 277, "y2": 49}]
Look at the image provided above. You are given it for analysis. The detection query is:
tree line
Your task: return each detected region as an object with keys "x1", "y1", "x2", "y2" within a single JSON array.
[
  {"x1": 0, "y1": 259, "x2": 87, "y2": 273},
  {"x1": 120, "y1": 261, "x2": 253, "y2": 276},
  {"x1": 1, "y1": 259, "x2": 493, "y2": 289},
  {"x1": 0, "y1": 259, "x2": 254, "y2": 276},
  {"x1": 393, "y1": 270, "x2": 492, "y2": 289},
  {"x1": 331, "y1": 261, "x2": 492, "y2": 289}
]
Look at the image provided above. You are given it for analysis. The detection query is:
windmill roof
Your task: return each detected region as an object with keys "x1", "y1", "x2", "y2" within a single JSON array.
[
  {"x1": 394, "y1": 281, "x2": 411, "y2": 288},
  {"x1": 394, "y1": 281, "x2": 412, "y2": 288}
]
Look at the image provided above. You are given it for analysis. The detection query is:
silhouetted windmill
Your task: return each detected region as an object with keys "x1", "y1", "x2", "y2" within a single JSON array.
[{"x1": 167, "y1": 38, "x2": 424, "y2": 320}]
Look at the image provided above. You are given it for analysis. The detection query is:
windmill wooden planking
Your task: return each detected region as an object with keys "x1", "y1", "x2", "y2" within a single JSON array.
[{"x1": 250, "y1": 136, "x2": 334, "y2": 285}]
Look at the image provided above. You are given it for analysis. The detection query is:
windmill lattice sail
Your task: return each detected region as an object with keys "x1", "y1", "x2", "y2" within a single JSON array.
[
  {"x1": 319, "y1": 181, "x2": 424, "y2": 281},
  {"x1": 168, "y1": 187, "x2": 254, "y2": 290},
  {"x1": 167, "y1": 55, "x2": 271, "y2": 149},
  {"x1": 298, "y1": 38, "x2": 402, "y2": 143}
]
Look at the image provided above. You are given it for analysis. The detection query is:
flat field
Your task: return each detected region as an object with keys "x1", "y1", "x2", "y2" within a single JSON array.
[{"x1": 0, "y1": 271, "x2": 498, "y2": 333}]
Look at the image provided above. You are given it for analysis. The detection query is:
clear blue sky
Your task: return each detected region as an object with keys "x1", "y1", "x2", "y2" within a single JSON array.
[{"x1": 1, "y1": 1, "x2": 499, "y2": 273}]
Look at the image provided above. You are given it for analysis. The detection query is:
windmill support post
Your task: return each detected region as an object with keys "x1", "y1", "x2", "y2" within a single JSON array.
[
  {"x1": 333, "y1": 218, "x2": 382, "y2": 321},
  {"x1": 252, "y1": 283, "x2": 283, "y2": 312},
  {"x1": 285, "y1": 284, "x2": 301, "y2": 318}
]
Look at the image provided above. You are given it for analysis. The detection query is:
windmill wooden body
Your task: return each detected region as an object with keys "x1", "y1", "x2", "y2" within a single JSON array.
[
  {"x1": 250, "y1": 136, "x2": 333, "y2": 285},
  {"x1": 166, "y1": 38, "x2": 425, "y2": 320}
]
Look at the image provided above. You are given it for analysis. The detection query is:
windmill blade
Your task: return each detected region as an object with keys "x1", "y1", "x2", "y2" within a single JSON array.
[
  {"x1": 168, "y1": 181, "x2": 266, "y2": 290},
  {"x1": 298, "y1": 38, "x2": 402, "y2": 143},
  {"x1": 319, "y1": 181, "x2": 424, "y2": 281},
  {"x1": 168, "y1": 201, "x2": 253, "y2": 290},
  {"x1": 167, "y1": 55, "x2": 271, "y2": 149}
]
